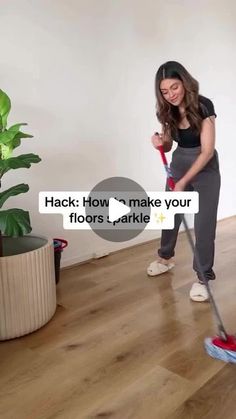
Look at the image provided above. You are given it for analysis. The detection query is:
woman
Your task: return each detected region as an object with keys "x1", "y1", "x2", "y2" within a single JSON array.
[{"x1": 147, "y1": 61, "x2": 221, "y2": 302}]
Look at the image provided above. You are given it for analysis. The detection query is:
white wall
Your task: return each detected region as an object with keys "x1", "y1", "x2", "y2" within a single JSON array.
[{"x1": 1, "y1": 0, "x2": 235, "y2": 266}]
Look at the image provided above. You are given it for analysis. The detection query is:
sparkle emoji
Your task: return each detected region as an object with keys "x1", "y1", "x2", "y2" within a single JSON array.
[{"x1": 154, "y1": 212, "x2": 166, "y2": 223}]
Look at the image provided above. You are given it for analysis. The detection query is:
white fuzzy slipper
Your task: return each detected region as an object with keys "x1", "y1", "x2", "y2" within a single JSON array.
[
  {"x1": 190, "y1": 282, "x2": 209, "y2": 302},
  {"x1": 147, "y1": 259, "x2": 175, "y2": 277}
]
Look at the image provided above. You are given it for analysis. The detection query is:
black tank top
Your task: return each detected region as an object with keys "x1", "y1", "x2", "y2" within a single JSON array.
[{"x1": 173, "y1": 95, "x2": 216, "y2": 148}]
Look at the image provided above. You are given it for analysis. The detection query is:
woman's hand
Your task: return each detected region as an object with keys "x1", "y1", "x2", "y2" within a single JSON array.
[
  {"x1": 151, "y1": 133, "x2": 163, "y2": 149},
  {"x1": 174, "y1": 179, "x2": 187, "y2": 191}
]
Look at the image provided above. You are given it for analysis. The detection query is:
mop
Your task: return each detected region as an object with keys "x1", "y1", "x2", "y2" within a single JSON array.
[{"x1": 157, "y1": 142, "x2": 236, "y2": 363}]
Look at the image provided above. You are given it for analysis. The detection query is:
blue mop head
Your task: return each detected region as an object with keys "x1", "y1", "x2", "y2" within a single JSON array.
[{"x1": 204, "y1": 335, "x2": 236, "y2": 363}]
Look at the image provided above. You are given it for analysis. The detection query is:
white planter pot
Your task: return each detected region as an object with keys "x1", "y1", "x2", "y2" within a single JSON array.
[{"x1": 0, "y1": 236, "x2": 57, "y2": 340}]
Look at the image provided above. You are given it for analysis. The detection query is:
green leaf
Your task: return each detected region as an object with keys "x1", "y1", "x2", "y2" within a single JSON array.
[
  {"x1": 12, "y1": 131, "x2": 33, "y2": 151},
  {"x1": 8, "y1": 123, "x2": 27, "y2": 131},
  {"x1": 0, "y1": 153, "x2": 41, "y2": 174},
  {"x1": 14, "y1": 130, "x2": 33, "y2": 140},
  {"x1": 0, "y1": 123, "x2": 31, "y2": 145},
  {"x1": 0, "y1": 127, "x2": 33, "y2": 158},
  {"x1": 12, "y1": 137, "x2": 21, "y2": 150},
  {"x1": 0, "y1": 90, "x2": 11, "y2": 130},
  {"x1": 1, "y1": 144, "x2": 13, "y2": 159},
  {"x1": 0, "y1": 129, "x2": 19, "y2": 145},
  {"x1": 0, "y1": 208, "x2": 31, "y2": 236},
  {"x1": 0, "y1": 183, "x2": 29, "y2": 208},
  {"x1": 1, "y1": 129, "x2": 32, "y2": 152}
]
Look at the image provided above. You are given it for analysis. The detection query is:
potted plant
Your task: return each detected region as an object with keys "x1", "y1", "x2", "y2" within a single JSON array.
[{"x1": 0, "y1": 89, "x2": 56, "y2": 340}]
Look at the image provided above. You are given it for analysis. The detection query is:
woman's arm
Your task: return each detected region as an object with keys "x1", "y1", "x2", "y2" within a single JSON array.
[{"x1": 174, "y1": 116, "x2": 215, "y2": 191}]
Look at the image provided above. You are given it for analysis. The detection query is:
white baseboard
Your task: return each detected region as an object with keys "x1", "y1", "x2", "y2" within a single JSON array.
[{"x1": 61, "y1": 230, "x2": 160, "y2": 268}]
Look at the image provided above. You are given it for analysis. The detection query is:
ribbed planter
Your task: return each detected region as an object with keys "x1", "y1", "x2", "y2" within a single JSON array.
[{"x1": 0, "y1": 236, "x2": 57, "y2": 340}]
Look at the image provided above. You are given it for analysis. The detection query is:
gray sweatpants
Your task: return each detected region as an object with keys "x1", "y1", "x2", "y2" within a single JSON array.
[{"x1": 158, "y1": 146, "x2": 221, "y2": 281}]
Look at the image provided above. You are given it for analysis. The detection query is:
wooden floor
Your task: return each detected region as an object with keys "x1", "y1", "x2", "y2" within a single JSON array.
[{"x1": 1, "y1": 217, "x2": 236, "y2": 419}]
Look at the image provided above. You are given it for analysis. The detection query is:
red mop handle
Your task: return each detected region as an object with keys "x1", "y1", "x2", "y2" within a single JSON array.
[{"x1": 157, "y1": 144, "x2": 175, "y2": 190}]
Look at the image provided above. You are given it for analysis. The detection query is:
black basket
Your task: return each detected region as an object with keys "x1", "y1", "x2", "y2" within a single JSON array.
[{"x1": 53, "y1": 239, "x2": 68, "y2": 284}]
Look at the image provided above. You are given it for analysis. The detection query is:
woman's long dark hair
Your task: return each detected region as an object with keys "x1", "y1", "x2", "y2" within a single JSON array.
[{"x1": 155, "y1": 61, "x2": 203, "y2": 137}]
